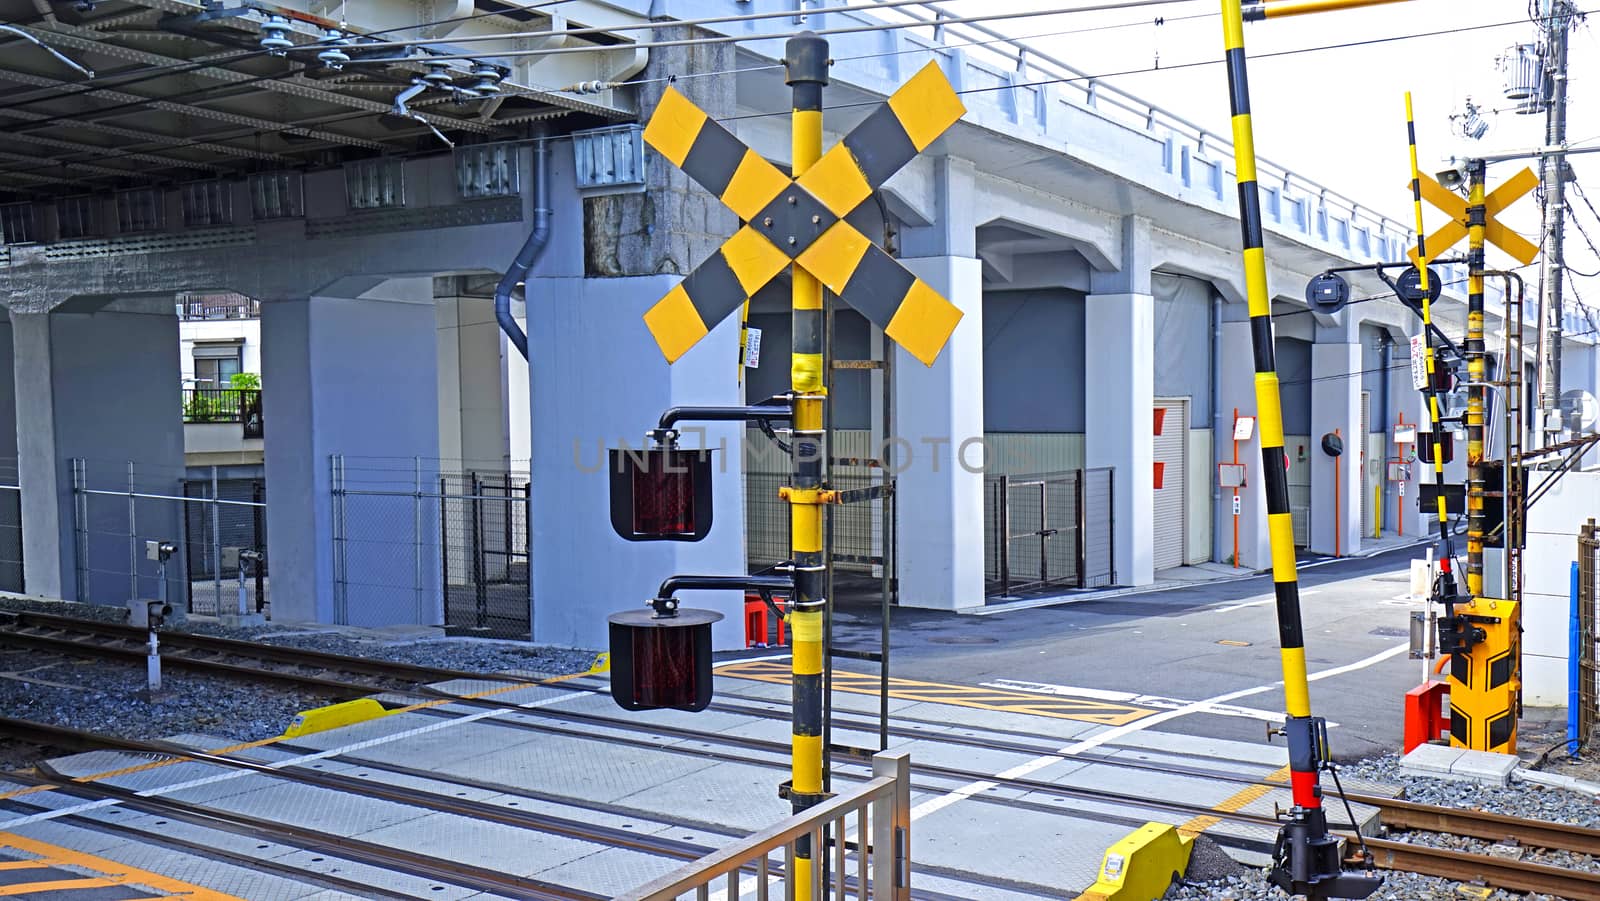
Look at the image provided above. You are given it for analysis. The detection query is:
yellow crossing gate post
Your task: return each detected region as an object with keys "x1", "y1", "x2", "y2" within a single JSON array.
[
  {"x1": 638, "y1": 32, "x2": 966, "y2": 897},
  {"x1": 1403, "y1": 150, "x2": 1536, "y2": 755}
]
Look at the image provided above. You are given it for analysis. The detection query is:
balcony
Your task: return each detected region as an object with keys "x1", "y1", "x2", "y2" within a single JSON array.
[
  {"x1": 183, "y1": 388, "x2": 262, "y2": 439},
  {"x1": 178, "y1": 293, "x2": 259, "y2": 321}
]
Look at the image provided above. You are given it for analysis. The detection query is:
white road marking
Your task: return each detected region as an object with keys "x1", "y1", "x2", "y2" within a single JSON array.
[
  {"x1": 908, "y1": 642, "x2": 1409, "y2": 822},
  {"x1": 0, "y1": 687, "x2": 588, "y2": 830},
  {"x1": 1210, "y1": 589, "x2": 1319, "y2": 614}
]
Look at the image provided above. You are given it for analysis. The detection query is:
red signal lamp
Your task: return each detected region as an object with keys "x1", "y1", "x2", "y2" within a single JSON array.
[
  {"x1": 609, "y1": 447, "x2": 714, "y2": 542},
  {"x1": 608, "y1": 604, "x2": 723, "y2": 712}
]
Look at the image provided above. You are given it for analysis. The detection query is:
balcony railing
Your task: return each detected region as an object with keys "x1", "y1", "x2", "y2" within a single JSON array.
[
  {"x1": 178, "y1": 293, "x2": 259, "y2": 321},
  {"x1": 182, "y1": 388, "x2": 262, "y2": 439}
]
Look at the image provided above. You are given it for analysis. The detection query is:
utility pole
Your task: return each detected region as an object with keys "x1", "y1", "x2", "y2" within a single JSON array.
[{"x1": 1536, "y1": 0, "x2": 1574, "y2": 431}]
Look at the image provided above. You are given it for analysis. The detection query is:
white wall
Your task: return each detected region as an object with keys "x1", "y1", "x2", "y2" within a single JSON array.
[
  {"x1": 179, "y1": 319, "x2": 261, "y2": 384},
  {"x1": 1522, "y1": 469, "x2": 1600, "y2": 706}
]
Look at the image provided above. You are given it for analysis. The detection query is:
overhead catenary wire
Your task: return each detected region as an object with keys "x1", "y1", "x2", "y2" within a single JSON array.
[
  {"x1": 0, "y1": 9, "x2": 1582, "y2": 190},
  {"x1": 0, "y1": 8, "x2": 1574, "y2": 200},
  {"x1": 0, "y1": 0, "x2": 579, "y2": 116}
]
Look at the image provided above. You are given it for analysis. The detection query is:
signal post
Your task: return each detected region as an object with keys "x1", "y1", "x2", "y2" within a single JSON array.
[{"x1": 625, "y1": 32, "x2": 965, "y2": 898}]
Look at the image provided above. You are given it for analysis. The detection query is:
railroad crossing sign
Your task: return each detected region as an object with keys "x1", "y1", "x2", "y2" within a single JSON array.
[
  {"x1": 1406, "y1": 167, "x2": 1541, "y2": 266},
  {"x1": 640, "y1": 62, "x2": 967, "y2": 366}
]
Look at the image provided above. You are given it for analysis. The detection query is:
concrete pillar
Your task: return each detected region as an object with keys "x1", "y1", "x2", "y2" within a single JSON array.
[
  {"x1": 892, "y1": 256, "x2": 985, "y2": 610},
  {"x1": 435, "y1": 292, "x2": 510, "y2": 470},
  {"x1": 0, "y1": 317, "x2": 20, "y2": 593},
  {"x1": 1216, "y1": 317, "x2": 1272, "y2": 570},
  {"x1": 262, "y1": 277, "x2": 441, "y2": 627},
  {"x1": 1309, "y1": 343, "x2": 1362, "y2": 556},
  {"x1": 1085, "y1": 293, "x2": 1155, "y2": 586},
  {"x1": 528, "y1": 275, "x2": 746, "y2": 649},
  {"x1": 12, "y1": 306, "x2": 184, "y2": 605}
]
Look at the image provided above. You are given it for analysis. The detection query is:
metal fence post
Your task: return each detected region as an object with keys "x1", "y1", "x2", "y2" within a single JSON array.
[
  {"x1": 1075, "y1": 470, "x2": 1087, "y2": 589},
  {"x1": 524, "y1": 481, "x2": 534, "y2": 638},
  {"x1": 1108, "y1": 468, "x2": 1118, "y2": 586},
  {"x1": 127, "y1": 461, "x2": 138, "y2": 602},
  {"x1": 72, "y1": 458, "x2": 87, "y2": 602},
  {"x1": 997, "y1": 474, "x2": 1011, "y2": 597},
  {"x1": 252, "y1": 480, "x2": 266, "y2": 613},
  {"x1": 331, "y1": 454, "x2": 344, "y2": 624},
  {"x1": 472, "y1": 472, "x2": 487, "y2": 630},
  {"x1": 212, "y1": 464, "x2": 223, "y2": 614},
  {"x1": 414, "y1": 456, "x2": 424, "y2": 625}
]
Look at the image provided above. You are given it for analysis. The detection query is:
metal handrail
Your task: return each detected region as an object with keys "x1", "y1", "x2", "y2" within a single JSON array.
[
  {"x1": 616, "y1": 751, "x2": 911, "y2": 901},
  {"x1": 864, "y1": 1, "x2": 1414, "y2": 245}
]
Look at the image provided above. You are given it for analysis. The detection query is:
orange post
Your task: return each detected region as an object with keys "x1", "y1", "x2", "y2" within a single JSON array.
[{"x1": 1232, "y1": 408, "x2": 1241, "y2": 569}]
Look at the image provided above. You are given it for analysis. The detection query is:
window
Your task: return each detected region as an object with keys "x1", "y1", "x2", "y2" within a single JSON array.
[{"x1": 193, "y1": 344, "x2": 242, "y2": 387}]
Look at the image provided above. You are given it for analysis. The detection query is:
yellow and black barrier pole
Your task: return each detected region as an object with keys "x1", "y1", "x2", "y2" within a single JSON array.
[
  {"x1": 1222, "y1": 0, "x2": 1397, "y2": 896},
  {"x1": 1406, "y1": 93, "x2": 1460, "y2": 595},
  {"x1": 782, "y1": 32, "x2": 829, "y2": 898}
]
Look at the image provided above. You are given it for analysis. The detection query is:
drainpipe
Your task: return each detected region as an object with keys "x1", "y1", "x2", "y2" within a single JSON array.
[
  {"x1": 1378, "y1": 332, "x2": 1391, "y2": 535},
  {"x1": 496, "y1": 133, "x2": 551, "y2": 361},
  {"x1": 1210, "y1": 291, "x2": 1223, "y2": 559}
]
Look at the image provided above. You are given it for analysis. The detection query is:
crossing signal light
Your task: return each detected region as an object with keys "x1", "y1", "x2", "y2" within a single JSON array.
[
  {"x1": 607, "y1": 606, "x2": 722, "y2": 712},
  {"x1": 1419, "y1": 433, "x2": 1455, "y2": 465},
  {"x1": 609, "y1": 448, "x2": 714, "y2": 542}
]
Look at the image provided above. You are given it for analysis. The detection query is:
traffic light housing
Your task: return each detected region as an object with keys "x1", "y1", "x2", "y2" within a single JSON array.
[
  {"x1": 607, "y1": 606, "x2": 722, "y2": 712},
  {"x1": 609, "y1": 447, "x2": 714, "y2": 542},
  {"x1": 1418, "y1": 432, "x2": 1455, "y2": 465}
]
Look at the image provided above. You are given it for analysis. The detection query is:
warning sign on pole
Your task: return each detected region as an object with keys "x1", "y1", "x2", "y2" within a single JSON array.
[{"x1": 1409, "y1": 335, "x2": 1428, "y2": 390}]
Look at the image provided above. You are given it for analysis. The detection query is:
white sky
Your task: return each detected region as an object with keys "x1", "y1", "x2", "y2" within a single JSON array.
[{"x1": 946, "y1": 0, "x2": 1599, "y2": 298}]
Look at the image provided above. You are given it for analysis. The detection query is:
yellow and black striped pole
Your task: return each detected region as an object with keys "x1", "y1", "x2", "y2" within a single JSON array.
[
  {"x1": 784, "y1": 31, "x2": 829, "y2": 898},
  {"x1": 1405, "y1": 94, "x2": 1462, "y2": 599},
  {"x1": 1222, "y1": 1, "x2": 1385, "y2": 896},
  {"x1": 1464, "y1": 159, "x2": 1488, "y2": 598}
]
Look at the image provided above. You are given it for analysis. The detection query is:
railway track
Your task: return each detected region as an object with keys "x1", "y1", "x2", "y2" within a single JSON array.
[
  {"x1": 0, "y1": 715, "x2": 1014, "y2": 901},
  {"x1": 1346, "y1": 795, "x2": 1600, "y2": 899},
  {"x1": 8, "y1": 611, "x2": 1600, "y2": 898}
]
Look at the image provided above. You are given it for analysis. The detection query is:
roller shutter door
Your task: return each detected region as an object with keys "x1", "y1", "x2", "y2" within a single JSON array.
[{"x1": 1152, "y1": 399, "x2": 1188, "y2": 571}]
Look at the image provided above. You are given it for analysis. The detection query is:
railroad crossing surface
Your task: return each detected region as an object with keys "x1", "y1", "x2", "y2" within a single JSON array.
[{"x1": 0, "y1": 551, "x2": 1430, "y2": 900}]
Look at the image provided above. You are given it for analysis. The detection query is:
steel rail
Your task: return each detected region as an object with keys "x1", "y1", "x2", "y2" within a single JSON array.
[
  {"x1": 0, "y1": 718, "x2": 991, "y2": 901},
  {"x1": 0, "y1": 752, "x2": 601, "y2": 899},
  {"x1": 1346, "y1": 793, "x2": 1600, "y2": 856},
  {"x1": 1358, "y1": 835, "x2": 1600, "y2": 898},
  {"x1": 0, "y1": 772, "x2": 422, "y2": 901}
]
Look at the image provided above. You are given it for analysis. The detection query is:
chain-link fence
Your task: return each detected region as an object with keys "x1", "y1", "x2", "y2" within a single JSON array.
[
  {"x1": 181, "y1": 475, "x2": 267, "y2": 616},
  {"x1": 0, "y1": 457, "x2": 20, "y2": 593},
  {"x1": 747, "y1": 470, "x2": 895, "y2": 574},
  {"x1": 69, "y1": 458, "x2": 191, "y2": 610},
  {"x1": 332, "y1": 456, "x2": 529, "y2": 638},
  {"x1": 984, "y1": 467, "x2": 1116, "y2": 597}
]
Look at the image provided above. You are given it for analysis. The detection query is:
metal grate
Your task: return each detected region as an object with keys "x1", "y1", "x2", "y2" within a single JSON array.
[
  {"x1": 0, "y1": 202, "x2": 37, "y2": 245},
  {"x1": 454, "y1": 143, "x2": 520, "y2": 199},
  {"x1": 250, "y1": 171, "x2": 304, "y2": 219},
  {"x1": 181, "y1": 180, "x2": 234, "y2": 227},
  {"x1": 573, "y1": 124, "x2": 645, "y2": 194},
  {"x1": 345, "y1": 158, "x2": 406, "y2": 210},
  {"x1": 56, "y1": 195, "x2": 103, "y2": 239},
  {"x1": 116, "y1": 188, "x2": 165, "y2": 233},
  {"x1": 985, "y1": 467, "x2": 1115, "y2": 597}
]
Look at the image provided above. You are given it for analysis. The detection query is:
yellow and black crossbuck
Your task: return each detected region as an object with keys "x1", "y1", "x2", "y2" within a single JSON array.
[
  {"x1": 640, "y1": 62, "x2": 968, "y2": 366},
  {"x1": 1407, "y1": 167, "x2": 1540, "y2": 266}
]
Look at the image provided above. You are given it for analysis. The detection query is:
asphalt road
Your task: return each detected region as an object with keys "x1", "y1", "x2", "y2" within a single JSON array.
[{"x1": 827, "y1": 546, "x2": 1436, "y2": 761}]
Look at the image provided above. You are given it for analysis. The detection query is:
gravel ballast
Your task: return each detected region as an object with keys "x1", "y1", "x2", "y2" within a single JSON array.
[{"x1": 0, "y1": 595, "x2": 599, "y2": 771}]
